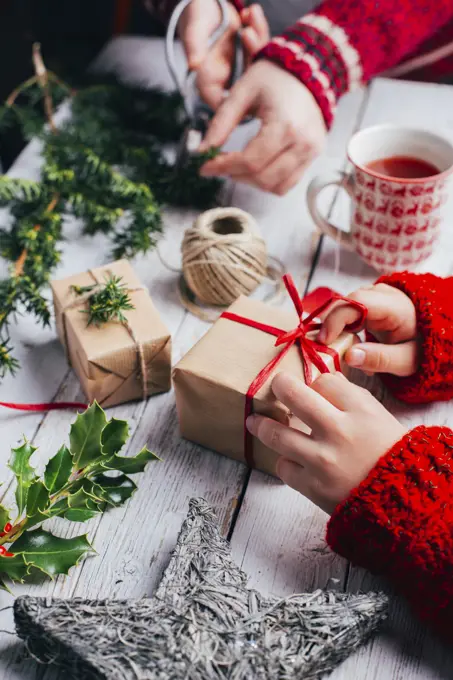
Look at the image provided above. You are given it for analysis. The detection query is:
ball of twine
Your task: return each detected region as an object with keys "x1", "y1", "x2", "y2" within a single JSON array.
[{"x1": 181, "y1": 207, "x2": 268, "y2": 306}]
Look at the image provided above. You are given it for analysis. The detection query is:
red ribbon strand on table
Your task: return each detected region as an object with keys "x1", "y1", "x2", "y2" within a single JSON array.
[
  {"x1": 220, "y1": 274, "x2": 367, "y2": 468},
  {"x1": 0, "y1": 401, "x2": 87, "y2": 413}
]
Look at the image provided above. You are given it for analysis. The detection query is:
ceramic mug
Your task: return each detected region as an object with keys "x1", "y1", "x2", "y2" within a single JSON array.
[{"x1": 307, "y1": 125, "x2": 453, "y2": 272}]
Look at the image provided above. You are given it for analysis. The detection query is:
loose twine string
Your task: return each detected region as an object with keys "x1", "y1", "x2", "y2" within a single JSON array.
[
  {"x1": 61, "y1": 269, "x2": 149, "y2": 400},
  {"x1": 158, "y1": 207, "x2": 286, "y2": 322}
]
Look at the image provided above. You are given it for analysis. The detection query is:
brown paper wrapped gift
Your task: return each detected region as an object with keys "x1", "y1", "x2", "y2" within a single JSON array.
[
  {"x1": 173, "y1": 293, "x2": 357, "y2": 477},
  {"x1": 51, "y1": 260, "x2": 171, "y2": 408}
]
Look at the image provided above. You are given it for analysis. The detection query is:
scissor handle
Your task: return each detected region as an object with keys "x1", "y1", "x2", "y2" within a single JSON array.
[{"x1": 165, "y1": 0, "x2": 230, "y2": 97}]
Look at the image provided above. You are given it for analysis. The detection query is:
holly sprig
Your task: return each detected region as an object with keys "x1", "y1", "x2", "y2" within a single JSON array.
[{"x1": 0, "y1": 402, "x2": 157, "y2": 588}]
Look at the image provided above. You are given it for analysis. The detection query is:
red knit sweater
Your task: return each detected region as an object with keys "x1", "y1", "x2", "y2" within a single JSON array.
[
  {"x1": 258, "y1": 2, "x2": 453, "y2": 127},
  {"x1": 327, "y1": 271, "x2": 453, "y2": 640}
]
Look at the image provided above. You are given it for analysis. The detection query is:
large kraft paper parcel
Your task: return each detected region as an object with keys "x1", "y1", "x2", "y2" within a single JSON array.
[
  {"x1": 173, "y1": 294, "x2": 356, "y2": 477},
  {"x1": 52, "y1": 260, "x2": 171, "y2": 408}
]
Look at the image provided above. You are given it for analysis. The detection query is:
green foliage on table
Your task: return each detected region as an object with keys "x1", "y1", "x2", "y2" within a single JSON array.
[
  {"x1": 0, "y1": 402, "x2": 158, "y2": 589},
  {"x1": 71, "y1": 274, "x2": 135, "y2": 327},
  {"x1": 0, "y1": 50, "x2": 222, "y2": 378}
]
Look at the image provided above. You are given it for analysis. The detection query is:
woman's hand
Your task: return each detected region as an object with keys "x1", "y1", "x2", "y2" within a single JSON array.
[
  {"x1": 318, "y1": 283, "x2": 419, "y2": 377},
  {"x1": 199, "y1": 60, "x2": 326, "y2": 195},
  {"x1": 247, "y1": 371, "x2": 406, "y2": 514},
  {"x1": 178, "y1": 1, "x2": 269, "y2": 109}
]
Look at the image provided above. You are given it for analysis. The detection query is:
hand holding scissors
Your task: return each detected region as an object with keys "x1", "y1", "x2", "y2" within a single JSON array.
[
  {"x1": 167, "y1": 1, "x2": 325, "y2": 196},
  {"x1": 166, "y1": 1, "x2": 269, "y2": 139}
]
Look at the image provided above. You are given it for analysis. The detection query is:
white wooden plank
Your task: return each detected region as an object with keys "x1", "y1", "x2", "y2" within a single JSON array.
[
  {"x1": 229, "y1": 87, "x2": 368, "y2": 600},
  {"x1": 0, "y1": 37, "x2": 246, "y2": 678},
  {"x1": 0, "y1": 34, "x2": 348, "y2": 678},
  {"x1": 307, "y1": 78, "x2": 453, "y2": 679}
]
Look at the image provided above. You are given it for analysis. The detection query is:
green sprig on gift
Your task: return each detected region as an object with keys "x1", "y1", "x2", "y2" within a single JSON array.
[
  {"x1": 0, "y1": 402, "x2": 157, "y2": 589},
  {"x1": 0, "y1": 45, "x2": 222, "y2": 379},
  {"x1": 71, "y1": 274, "x2": 135, "y2": 327}
]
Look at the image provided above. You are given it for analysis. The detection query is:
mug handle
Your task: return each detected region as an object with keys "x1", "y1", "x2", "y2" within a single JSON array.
[{"x1": 307, "y1": 171, "x2": 355, "y2": 251}]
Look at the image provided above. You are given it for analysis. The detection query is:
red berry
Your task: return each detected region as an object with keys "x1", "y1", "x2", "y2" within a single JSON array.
[
  {"x1": 0, "y1": 547, "x2": 6, "y2": 555},
  {"x1": 4, "y1": 523, "x2": 12, "y2": 532},
  {"x1": 0, "y1": 533, "x2": 5, "y2": 538},
  {"x1": 4, "y1": 551, "x2": 14, "y2": 557}
]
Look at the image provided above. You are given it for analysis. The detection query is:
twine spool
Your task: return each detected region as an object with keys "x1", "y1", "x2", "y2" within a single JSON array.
[{"x1": 181, "y1": 207, "x2": 268, "y2": 306}]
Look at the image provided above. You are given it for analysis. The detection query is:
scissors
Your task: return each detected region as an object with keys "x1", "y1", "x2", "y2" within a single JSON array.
[{"x1": 165, "y1": 0, "x2": 248, "y2": 165}]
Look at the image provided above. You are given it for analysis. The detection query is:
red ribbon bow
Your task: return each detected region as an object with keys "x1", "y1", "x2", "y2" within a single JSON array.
[{"x1": 220, "y1": 274, "x2": 367, "y2": 468}]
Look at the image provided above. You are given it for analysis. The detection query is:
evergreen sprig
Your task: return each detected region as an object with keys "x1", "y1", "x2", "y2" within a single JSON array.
[
  {"x1": 0, "y1": 402, "x2": 158, "y2": 589},
  {"x1": 0, "y1": 47, "x2": 223, "y2": 378},
  {"x1": 72, "y1": 274, "x2": 135, "y2": 326}
]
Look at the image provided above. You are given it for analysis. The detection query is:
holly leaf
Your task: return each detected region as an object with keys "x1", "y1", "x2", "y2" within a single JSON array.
[
  {"x1": 70, "y1": 478, "x2": 105, "y2": 503},
  {"x1": 69, "y1": 402, "x2": 107, "y2": 469},
  {"x1": 12, "y1": 528, "x2": 94, "y2": 578},
  {"x1": 26, "y1": 481, "x2": 49, "y2": 517},
  {"x1": 64, "y1": 508, "x2": 99, "y2": 522},
  {"x1": 0, "y1": 505, "x2": 11, "y2": 532},
  {"x1": 8, "y1": 440, "x2": 38, "y2": 515},
  {"x1": 0, "y1": 576, "x2": 12, "y2": 593},
  {"x1": 28, "y1": 480, "x2": 103, "y2": 528},
  {"x1": 67, "y1": 485, "x2": 103, "y2": 514},
  {"x1": 101, "y1": 418, "x2": 129, "y2": 457},
  {"x1": 91, "y1": 473, "x2": 137, "y2": 507},
  {"x1": 101, "y1": 446, "x2": 158, "y2": 474},
  {"x1": 44, "y1": 445, "x2": 73, "y2": 494},
  {"x1": 26, "y1": 497, "x2": 71, "y2": 530},
  {"x1": 0, "y1": 553, "x2": 31, "y2": 583}
]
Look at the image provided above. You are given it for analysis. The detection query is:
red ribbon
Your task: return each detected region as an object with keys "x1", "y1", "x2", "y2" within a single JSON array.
[
  {"x1": 220, "y1": 274, "x2": 367, "y2": 468},
  {"x1": 0, "y1": 401, "x2": 87, "y2": 413}
]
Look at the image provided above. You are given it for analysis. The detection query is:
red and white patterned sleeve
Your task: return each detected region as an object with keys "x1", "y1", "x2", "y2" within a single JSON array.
[{"x1": 257, "y1": 1, "x2": 453, "y2": 128}]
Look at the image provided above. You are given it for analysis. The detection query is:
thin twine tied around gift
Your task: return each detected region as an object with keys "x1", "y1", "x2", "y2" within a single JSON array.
[
  {"x1": 61, "y1": 269, "x2": 149, "y2": 401},
  {"x1": 220, "y1": 274, "x2": 368, "y2": 468},
  {"x1": 158, "y1": 207, "x2": 286, "y2": 322},
  {"x1": 0, "y1": 270, "x2": 148, "y2": 414}
]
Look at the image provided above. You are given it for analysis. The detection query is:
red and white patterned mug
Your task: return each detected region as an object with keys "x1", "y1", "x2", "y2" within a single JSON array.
[{"x1": 307, "y1": 125, "x2": 453, "y2": 273}]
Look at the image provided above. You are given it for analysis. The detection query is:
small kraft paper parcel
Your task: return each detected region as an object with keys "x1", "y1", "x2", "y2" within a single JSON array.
[
  {"x1": 173, "y1": 275, "x2": 364, "y2": 477},
  {"x1": 52, "y1": 259, "x2": 171, "y2": 408}
]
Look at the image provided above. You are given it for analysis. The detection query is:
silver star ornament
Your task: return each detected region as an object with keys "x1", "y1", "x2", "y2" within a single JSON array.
[{"x1": 14, "y1": 498, "x2": 388, "y2": 679}]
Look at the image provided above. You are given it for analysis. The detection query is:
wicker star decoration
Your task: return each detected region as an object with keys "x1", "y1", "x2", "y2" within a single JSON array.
[{"x1": 14, "y1": 498, "x2": 388, "y2": 679}]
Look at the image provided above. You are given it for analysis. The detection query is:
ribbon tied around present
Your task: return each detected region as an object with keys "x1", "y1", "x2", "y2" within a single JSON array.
[{"x1": 220, "y1": 274, "x2": 368, "y2": 468}]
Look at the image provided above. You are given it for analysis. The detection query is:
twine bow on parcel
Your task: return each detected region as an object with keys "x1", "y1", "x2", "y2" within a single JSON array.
[
  {"x1": 61, "y1": 270, "x2": 149, "y2": 401},
  {"x1": 220, "y1": 274, "x2": 368, "y2": 468},
  {"x1": 0, "y1": 271, "x2": 151, "y2": 413}
]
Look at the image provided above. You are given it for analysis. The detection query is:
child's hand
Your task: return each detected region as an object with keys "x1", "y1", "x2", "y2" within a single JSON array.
[
  {"x1": 318, "y1": 283, "x2": 418, "y2": 377},
  {"x1": 246, "y1": 371, "x2": 406, "y2": 514}
]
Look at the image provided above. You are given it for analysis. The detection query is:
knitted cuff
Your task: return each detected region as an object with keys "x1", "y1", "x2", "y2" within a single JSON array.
[
  {"x1": 374, "y1": 272, "x2": 453, "y2": 404},
  {"x1": 326, "y1": 425, "x2": 453, "y2": 635},
  {"x1": 256, "y1": 13, "x2": 363, "y2": 128}
]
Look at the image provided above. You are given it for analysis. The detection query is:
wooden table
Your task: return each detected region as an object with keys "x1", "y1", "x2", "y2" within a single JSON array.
[{"x1": 1, "y1": 37, "x2": 453, "y2": 680}]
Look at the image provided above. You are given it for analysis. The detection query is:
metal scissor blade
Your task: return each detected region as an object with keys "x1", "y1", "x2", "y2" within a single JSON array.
[{"x1": 174, "y1": 125, "x2": 203, "y2": 170}]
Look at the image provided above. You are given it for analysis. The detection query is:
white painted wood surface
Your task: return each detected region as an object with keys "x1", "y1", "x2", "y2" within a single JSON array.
[{"x1": 0, "y1": 37, "x2": 452, "y2": 679}]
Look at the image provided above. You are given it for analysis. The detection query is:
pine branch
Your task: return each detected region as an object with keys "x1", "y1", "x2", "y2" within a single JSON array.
[{"x1": 0, "y1": 52, "x2": 223, "y2": 378}]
